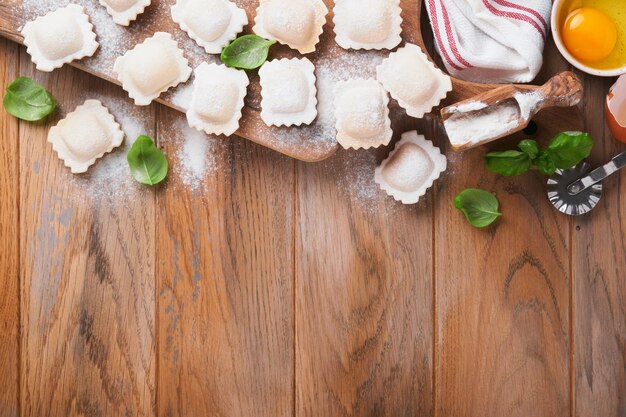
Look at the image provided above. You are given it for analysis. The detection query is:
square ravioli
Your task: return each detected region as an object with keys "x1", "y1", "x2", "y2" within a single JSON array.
[
  {"x1": 334, "y1": 0, "x2": 402, "y2": 50},
  {"x1": 375, "y1": 131, "x2": 446, "y2": 204},
  {"x1": 186, "y1": 62, "x2": 249, "y2": 136},
  {"x1": 114, "y1": 32, "x2": 192, "y2": 106},
  {"x1": 21, "y1": 4, "x2": 99, "y2": 72},
  {"x1": 48, "y1": 100, "x2": 125, "y2": 174},
  {"x1": 253, "y1": 0, "x2": 327, "y2": 54},
  {"x1": 376, "y1": 43, "x2": 452, "y2": 118},
  {"x1": 259, "y1": 57, "x2": 317, "y2": 127},
  {"x1": 172, "y1": 0, "x2": 248, "y2": 54},
  {"x1": 334, "y1": 78, "x2": 392, "y2": 149},
  {"x1": 99, "y1": 0, "x2": 151, "y2": 26}
]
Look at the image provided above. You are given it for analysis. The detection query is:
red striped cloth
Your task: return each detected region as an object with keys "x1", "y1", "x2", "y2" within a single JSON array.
[{"x1": 425, "y1": 0, "x2": 551, "y2": 83}]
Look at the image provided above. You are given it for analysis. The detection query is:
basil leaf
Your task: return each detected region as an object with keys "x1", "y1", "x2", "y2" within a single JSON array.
[
  {"x1": 221, "y1": 35, "x2": 276, "y2": 70},
  {"x1": 518, "y1": 139, "x2": 540, "y2": 160},
  {"x1": 535, "y1": 150, "x2": 556, "y2": 176},
  {"x1": 3, "y1": 77, "x2": 55, "y2": 121},
  {"x1": 127, "y1": 135, "x2": 168, "y2": 186},
  {"x1": 454, "y1": 188, "x2": 502, "y2": 228},
  {"x1": 484, "y1": 150, "x2": 532, "y2": 176},
  {"x1": 546, "y1": 131, "x2": 593, "y2": 169}
]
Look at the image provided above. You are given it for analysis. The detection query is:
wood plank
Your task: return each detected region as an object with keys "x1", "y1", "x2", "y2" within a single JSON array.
[
  {"x1": 0, "y1": 37, "x2": 20, "y2": 417},
  {"x1": 19, "y1": 48, "x2": 156, "y2": 417},
  {"x1": 434, "y1": 51, "x2": 578, "y2": 416},
  {"x1": 156, "y1": 107, "x2": 294, "y2": 417},
  {"x1": 295, "y1": 117, "x2": 434, "y2": 417},
  {"x1": 573, "y1": 73, "x2": 626, "y2": 417}
]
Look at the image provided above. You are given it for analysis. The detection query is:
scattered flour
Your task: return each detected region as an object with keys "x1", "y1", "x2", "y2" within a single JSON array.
[
  {"x1": 314, "y1": 149, "x2": 391, "y2": 214},
  {"x1": 170, "y1": 82, "x2": 193, "y2": 111},
  {"x1": 171, "y1": 118, "x2": 219, "y2": 192},
  {"x1": 341, "y1": 150, "x2": 381, "y2": 207}
]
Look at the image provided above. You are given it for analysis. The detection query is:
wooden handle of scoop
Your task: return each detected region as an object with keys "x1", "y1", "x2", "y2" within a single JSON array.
[{"x1": 523, "y1": 71, "x2": 583, "y2": 110}]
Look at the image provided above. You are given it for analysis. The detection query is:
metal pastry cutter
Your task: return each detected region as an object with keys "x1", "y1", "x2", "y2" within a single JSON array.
[{"x1": 547, "y1": 151, "x2": 626, "y2": 216}]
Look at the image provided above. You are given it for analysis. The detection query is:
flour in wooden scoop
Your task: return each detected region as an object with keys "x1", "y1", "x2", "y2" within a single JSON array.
[{"x1": 444, "y1": 91, "x2": 543, "y2": 149}]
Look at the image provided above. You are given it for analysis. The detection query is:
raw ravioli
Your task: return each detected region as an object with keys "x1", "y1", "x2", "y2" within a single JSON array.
[
  {"x1": 334, "y1": 78, "x2": 392, "y2": 149},
  {"x1": 376, "y1": 43, "x2": 452, "y2": 118},
  {"x1": 114, "y1": 32, "x2": 192, "y2": 106},
  {"x1": 99, "y1": 0, "x2": 151, "y2": 26},
  {"x1": 375, "y1": 131, "x2": 447, "y2": 204},
  {"x1": 334, "y1": 0, "x2": 402, "y2": 50},
  {"x1": 48, "y1": 100, "x2": 125, "y2": 174},
  {"x1": 171, "y1": 0, "x2": 248, "y2": 54},
  {"x1": 186, "y1": 62, "x2": 249, "y2": 136},
  {"x1": 259, "y1": 57, "x2": 317, "y2": 127},
  {"x1": 21, "y1": 4, "x2": 99, "y2": 72},
  {"x1": 253, "y1": 0, "x2": 328, "y2": 54}
]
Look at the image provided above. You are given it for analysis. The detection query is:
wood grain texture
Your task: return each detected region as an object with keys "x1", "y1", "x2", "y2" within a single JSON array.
[
  {"x1": 295, "y1": 117, "x2": 434, "y2": 417},
  {"x1": 573, "y1": 73, "x2": 626, "y2": 417},
  {"x1": 156, "y1": 107, "x2": 294, "y2": 417},
  {"x1": 434, "y1": 51, "x2": 580, "y2": 417},
  {"x1": 434, "y1": 122, "x2": 573, "y2": 417},
  {"x1": 18, "y1": 51, "x2": 156, "y2": 417},
  {"x1": 1, "y1": 4, "x2": 625, "y2": 417},
  {"x1": 0, "y1": 37, "x2": 20, "y2": 417}
]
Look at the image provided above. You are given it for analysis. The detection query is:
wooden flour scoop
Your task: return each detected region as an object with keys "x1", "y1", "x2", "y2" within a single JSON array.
[{"x1": 440, "y1": 72, "x2": 583, "y2": 152}]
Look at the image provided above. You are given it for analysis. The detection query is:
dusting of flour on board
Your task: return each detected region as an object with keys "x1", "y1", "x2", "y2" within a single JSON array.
[{"x1": 315, "y1": 52, "x2": 385, "y2": 140}]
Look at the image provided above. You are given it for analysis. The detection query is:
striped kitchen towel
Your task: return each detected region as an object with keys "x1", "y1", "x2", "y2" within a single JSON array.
[{"x1": 425, "y1": 0, "x2": 552, "y2": 83}]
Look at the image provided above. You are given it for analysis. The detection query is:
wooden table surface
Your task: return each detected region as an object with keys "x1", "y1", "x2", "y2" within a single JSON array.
[{"x1": 1, "y1": 26, "x2": 625, "y2": 417}]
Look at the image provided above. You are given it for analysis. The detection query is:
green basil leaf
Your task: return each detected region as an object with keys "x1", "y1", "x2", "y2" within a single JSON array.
[
  {"x1": 3, "y1": 77, "x2": 55, "y2": 121},
  {"x1": 454, "y1": 188, "x2": 502, "y2": 228},
  {"x1": 127, "y1": 135, "x2": 168, "y2": 186},
  {"x1": 518, "y1": 139, "x2": 540, "y2": 160},
  {"x1": 484, "y1": 150, "x2": 532, "y2": 176},
  {"x1": 546, "y1": 131, "x2": 593, "y2": 169},
  {"x1": 535, "y1": 150, "x2": 556, "y2": 176},
  {"x1": 221, "y1": 35, "x2": 276, "y2": 70}
]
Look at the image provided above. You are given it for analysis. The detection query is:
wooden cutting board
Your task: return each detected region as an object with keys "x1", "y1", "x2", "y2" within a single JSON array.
[{"x1": 0, "y1": 0, "x2": 582, "y2": 161}]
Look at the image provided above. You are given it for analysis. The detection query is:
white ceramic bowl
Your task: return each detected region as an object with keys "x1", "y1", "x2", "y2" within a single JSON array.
[{"x1": 551, "y1": 0, "x2": 626, "y2": 77}]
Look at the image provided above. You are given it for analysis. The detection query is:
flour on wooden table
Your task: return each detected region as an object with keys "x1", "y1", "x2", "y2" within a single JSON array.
[
  {"x1": 340, "y1": 151, "x2": 381, "y2": 207},
  {"x1": 170, "y1": 118, "x2": 220, "y2": 192},
  {"x1": 313, "y1": 149, "x2": 389, "y2": 214}
]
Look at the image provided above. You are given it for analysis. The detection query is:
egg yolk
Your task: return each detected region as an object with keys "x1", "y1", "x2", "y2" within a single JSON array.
[{"x1": 562, "y1": 7, "x2": 617, "y2": 62}]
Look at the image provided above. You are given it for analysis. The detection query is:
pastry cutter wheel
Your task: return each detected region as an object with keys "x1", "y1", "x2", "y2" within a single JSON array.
[{"x1": 547, "y1": 150, "x2": 626, "y2": 215}]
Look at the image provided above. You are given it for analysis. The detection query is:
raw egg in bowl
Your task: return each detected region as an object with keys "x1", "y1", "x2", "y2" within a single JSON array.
[{"x1": 551, "y1": 0, "x2": 626, "y2": 76}]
